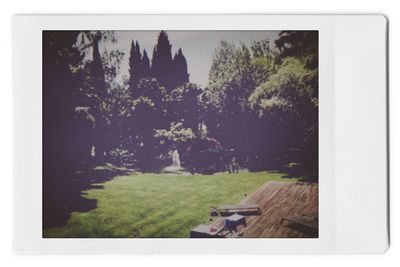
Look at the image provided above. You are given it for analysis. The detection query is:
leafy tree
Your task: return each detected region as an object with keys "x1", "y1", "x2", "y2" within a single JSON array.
[
  {"x1": 251, "y1": 39, "x2": 271, "y2": 58},
  {"x1": 78, "y1": 31, "x2": 109, "y2": 163},
  {"x1": 250, "y1": 58, "x2": 317, "y2": 115},
  {"x1": 43, "y1": 31, "x2": 100, "y2": 229},
  {"x1": 251, "y1": 39, "x2": 278, "y2": 86},
  {"x1": 205, "y1": 41, "x2": 236, "y2": 109},
  {"x1": 186, "y1": 136, "x2": 224, "y2": 174},
  {"x1": 273, "y1": 31, "x2": 318, "y2": 179},
  {"x1": 206, "y1": 42, "x2": 254, "y2": 111},
  {"x1": 43, "y1": 29, "x2": 319, "y2": 178},
  {"x1": 203, "y1": 41, "x2": 256, "y2": 160},
  {"x1": 136, "y1": 78, "x2": 167, "y2": 113},
  {"x1": 129, "y1": 95, "x2": 160, "y2": 170},
  {"x1": 154, "y1": 122, "x2": 196, "y2": 164},
  {"x1": 249, "y1": 57, "x2": 318, "y2": 179},
  {"x1": 274, "y1": 31, "x2": 318, "y2": 70},
  {"x1": 78, "y1": 31, "x2": 123, "y2": 163},
  {"x1": 43, "y1": 31, "x2": 86, "y2": 174},
  {"x1": 155, "y1": 122, "x2": 195, "y2": 144},
  {"x1": 77, "y1": 31, "x2": 116, "y2": 99},
  {"x1": 167, "y1": 83, "x2": 203, "y2": 134},
  {"x1": 126, "y1": 78, "x2": 168, "y2": 170},
  {"x1": 104, "y1": 83, "x2": 131, "y2": 151},
  {"x1": 94, "y1": 48, "x2": 128, "y2": 162},
  {"x1": 102, "y1": 49, "x2": 125, "y2": 91}
]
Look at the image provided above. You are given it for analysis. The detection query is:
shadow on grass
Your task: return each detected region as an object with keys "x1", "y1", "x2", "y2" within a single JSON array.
[{"x1": 42, "y1": 168, "x2": 123, "y2": 229}]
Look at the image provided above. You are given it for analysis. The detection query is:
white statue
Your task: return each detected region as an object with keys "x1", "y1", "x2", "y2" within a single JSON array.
[
  {"x1": 172, "y1": 149, "x2": 181, "y2": 168},
  {"x1": 163, "y1": 149, "x2": 183, "y2": 173}
]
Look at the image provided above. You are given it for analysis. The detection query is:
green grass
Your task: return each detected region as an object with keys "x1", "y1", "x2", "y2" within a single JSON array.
[{"x1": 43, "y1": 171, "x2": 297, "y2": 238}]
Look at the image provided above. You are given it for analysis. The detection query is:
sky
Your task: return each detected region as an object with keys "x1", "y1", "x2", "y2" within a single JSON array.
[{"x1": 104, "y1": 31, "x2": 281, "y2": 87}]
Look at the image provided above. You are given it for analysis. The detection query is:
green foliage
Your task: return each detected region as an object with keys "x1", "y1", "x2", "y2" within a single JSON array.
[
  {"x1": 102, "y1": 49, "x2": 124, "y2": 90},
  {"x1": 167, "y1": 83, "x2": 203, "y2": 132},
  {"x1": 131, "y1": 95, "x2": 156, "y2": 109},
  {"x1": 136, "y1": 78, "x2": 167, "y2": 107},
  {"x1": 206, "y1": 42, "x2": 254, "y2": 111},
  {"x1": 251, "y1": 39, "x2": 271, "y2": 58},
  {"x1": 154, "y1": 122, "x2": 196, "y2": 144},
  {"x1": 205, "y1": 42, "x2": 258, "y2": 120},
  {"x1": 43, "y1": 31, "x2": 88, "y2": 172},
  {"x1": 127, "y1": 79, "x2": 168, "y2": 170},
  {"x1": 44, "y1": 30, "x2": 319, "y2": 177},
  {"x1": 275, "y1": 31, "x2": 318, "y2": 69},
  {"x1": 249, "y1": 56, "x2": 318, "y2": 179},
  {"x1": 251, "y1": 57, "x2": 277, "y2": 86},
  {"x1": 249, "y1": 57, "x2": 317, "y2": 118},
  {"x1": 78, "y1": 31, "x2": 116, "y2": 100},
  {"x1": 202, "y1": 41, "x2": 260, "y2": 158},
  {"x1": 43, "y1": 30, "x2": 320, "y2": 233}
]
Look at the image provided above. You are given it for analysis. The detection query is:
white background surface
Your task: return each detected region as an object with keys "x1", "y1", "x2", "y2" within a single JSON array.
[{"x1": 1, "y1": 0, "x2": 398, "y2": 265}]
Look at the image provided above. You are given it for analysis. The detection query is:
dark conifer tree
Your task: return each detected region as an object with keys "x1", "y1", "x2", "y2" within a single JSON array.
[
  {"x1": 172, "y1": 48, "x2": 189, "y2": 88},
  {"x1": 151, "y1": 31, "x2": 174, "y2": 90},
  {"x1": 141, "y1": 49, "x2": 151, "y2": 78},
  {"x1": 128, "y1": 40, "x2": 144, "y2": 97},
  {"x1": 128, "y1": 40, "x2": 136, "y2": 80}
]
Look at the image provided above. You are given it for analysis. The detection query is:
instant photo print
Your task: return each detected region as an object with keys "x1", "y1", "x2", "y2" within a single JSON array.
[{"x1": 12, "y1": 14, "x2": 388, "y2": 254}]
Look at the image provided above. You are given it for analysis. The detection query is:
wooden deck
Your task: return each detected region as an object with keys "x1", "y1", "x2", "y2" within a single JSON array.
[{"x1": 211, "y1": 181, "x2": 318, "y2": 238}]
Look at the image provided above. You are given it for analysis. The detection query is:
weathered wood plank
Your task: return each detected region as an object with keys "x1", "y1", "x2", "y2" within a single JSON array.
[{"x1": 211, "y1": 181, "x2": 318, "y2": 238}]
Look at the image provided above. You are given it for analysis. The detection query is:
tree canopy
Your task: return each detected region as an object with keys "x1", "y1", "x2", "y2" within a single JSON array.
[{"x1": 43, "y1": 30, "x2": 318, "y2": 179}]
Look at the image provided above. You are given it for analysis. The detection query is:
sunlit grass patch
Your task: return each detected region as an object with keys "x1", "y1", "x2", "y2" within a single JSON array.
[{"x1": 44, "y1": 171, "x2": 297, "y2": 238}]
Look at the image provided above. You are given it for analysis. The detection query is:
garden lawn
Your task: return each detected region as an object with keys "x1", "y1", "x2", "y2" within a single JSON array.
[{"x1": 43, "y1": 171, "x2": 298, "y2": 238}]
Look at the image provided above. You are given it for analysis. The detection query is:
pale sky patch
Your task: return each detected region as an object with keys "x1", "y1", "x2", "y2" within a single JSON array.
[{"x1": 102, "y1": 31, "x2": 281, "y2": 87}]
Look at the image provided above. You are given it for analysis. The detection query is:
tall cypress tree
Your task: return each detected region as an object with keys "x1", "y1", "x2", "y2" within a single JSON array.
[
  {"x1": 151, "y1": 31, "x2": 174, "y2": 90},
  {"x1": 128, "y1": 40, "x2": 136, "y2": 82},
  {"x1": 172, "y1": 48, "x2": 189, "y2": 88},
  {"x1": 141, "y1": 49, "x2": 151, "y2": 78},
  {"x1": 128, "y1": 40, "x2": 143, "y2": 97}
]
